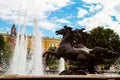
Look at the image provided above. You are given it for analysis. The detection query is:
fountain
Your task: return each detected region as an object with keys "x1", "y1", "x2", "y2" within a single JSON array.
[
  {"x1": 8, "y1": 17, "x2": 28, "y2": 75},
  {"x1": 0, "y1": 24, "x2": 120, "y2": 79},
  {"x1": 29, "y1": 18, "x2": 44, "y2": 75},
  {"x1": 7, "y1": 17, "x2": 44, "y2": 75}
]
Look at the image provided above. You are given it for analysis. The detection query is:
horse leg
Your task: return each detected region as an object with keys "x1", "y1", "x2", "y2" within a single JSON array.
[
  {"x1": 44, "y1": 50, "x2": 58, "y2": 58},
  {"x1": 76, "y1": 55, "x2": 89, "y2": 75},
  {"x1": 43, "y1": 50, "x2": 60, "y2": 65},
  {"x1": 87, "y1": 64, "x2": 100, "y2": 74}
]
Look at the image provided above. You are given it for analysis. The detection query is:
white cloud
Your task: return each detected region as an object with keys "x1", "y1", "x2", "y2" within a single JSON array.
[
  {"x1": 0, "y1": 0, "x2": 71, "y2": 30},
  {"x1": 38, "y1": 20, "x2": 61, "y2": 31},
  {"x1": 82, "y1": 0, "x2": 120, "y2": 16},
  {"x1": 95, "y1": 4, "x2": 103, "y2": 10},
  {"x1": 77, "y1": 8, "x2": 88, "y2": 18},
  {"x1": 82, "y1": 0, "x2": 102, "y2": 3},
  {"x1": 55, "y1": 18, "x2": 70, "y2": 24},
  {"x1": 114, "y1": 4, "x2": 120, "y2": 14},
  {"x1": 78, "y1": 11, "x2": 120, "y2": 32},
  {"x1": 79, "y1": 0, "x2": 120, "y2": 35},
  {"x1": 89, "y1": 4, "x2": 103, "y2": 12},
  {"x1": 89, "y1": 5, "x2": 95, "y2": 12}
]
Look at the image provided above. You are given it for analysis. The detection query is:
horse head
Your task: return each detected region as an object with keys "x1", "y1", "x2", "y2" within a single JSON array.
[
  {"x1": 72, "y1": 28, "x2": 89, "y2": 47},
  {"x1": 55, "y1": 25, "x2": 72, "y2": 35}
]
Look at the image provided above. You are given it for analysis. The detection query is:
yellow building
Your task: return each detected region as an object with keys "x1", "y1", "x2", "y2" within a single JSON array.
[
  {"x1": 2, "y1": 24, "x2": 61, "y2": 52},
  {"x1": 27, "y1": 36, "x2": 61, "y2": 52},
  {"x1": 2, "y1": 34, "x2": 60, "y2": 52},
  {"x1": 42, "y1": 37, "x2": 60, "y2": 52}
]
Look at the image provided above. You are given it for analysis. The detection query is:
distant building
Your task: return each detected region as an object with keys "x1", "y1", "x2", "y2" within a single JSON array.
[
  {"x1": 2, "y1": 24, "x2": 60, "y2": 52},
  {"x1": 27, "y1": 36, "x2": 60, "y2": 52},
  {"x1": 11, "y1": 24, "x2": 16, "y2": 38}
]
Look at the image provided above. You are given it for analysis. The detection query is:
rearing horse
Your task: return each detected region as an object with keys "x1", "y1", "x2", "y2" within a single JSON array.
[
  {"x1": 55, "y1": 26, "x2": 97, "y2": 73},
  {"x1": 55, "y1": 26, "x2": 95, "y2": 66},
  {"x1": 44, "y1": 26, "x2": 119, "y2": 74},
  {"x1": 43, "y1": 26, "x2": 73, "y2": 65}
]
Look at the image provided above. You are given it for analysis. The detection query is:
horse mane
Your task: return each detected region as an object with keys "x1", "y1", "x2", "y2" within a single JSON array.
[{"x1": 72, "y1": 29, "x2": 89, "y2": 46}]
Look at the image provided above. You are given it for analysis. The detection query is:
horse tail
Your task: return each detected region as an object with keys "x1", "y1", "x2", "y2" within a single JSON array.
[
  {"x1": 46, "y1": 52, "x2": 52, "y2": 66},
  {"x1": 44, "y1": 52, "x2": 50, "y2": 65},
  {"x1": 43, "y1": 51, "x2": 50, "y2": 66}
]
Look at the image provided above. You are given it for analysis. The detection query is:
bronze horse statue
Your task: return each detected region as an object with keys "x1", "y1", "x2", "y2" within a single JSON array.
[{"x1": 44, "y1": 26, "x2": 119, "y2": 74}]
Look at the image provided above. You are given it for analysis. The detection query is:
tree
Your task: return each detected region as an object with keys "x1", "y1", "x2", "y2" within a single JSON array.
[
  {"x1": 87, "y1": 26, "x2": 120, "y2": 65},
  {"x1": 0, "y1": 35, "x2": 5, "y2": 64},
  {"x1": 0, "y1": 35, "x2": 5, "y2": 51},
  {"x1": 0, "y1": 34, "x2": 13, "y2": 71},
  {"x1": 3, "y1": 41, "x2": 13, "y2": 66},
  {"x1": 87, "y1": 26, "x2": 120, "y2": 53}
]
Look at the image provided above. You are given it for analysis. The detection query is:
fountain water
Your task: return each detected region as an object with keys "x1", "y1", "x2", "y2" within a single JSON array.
[
  {"x1": 104, "y1": 57, "x2": 120, "y2": 76},
  {"x1": 7, "y1": 17, "x2": 44, "y2": 75},
  {"x1": 59, "y1": 58, "x2": 65, "y2": 73},
  {"x1": 29, "y1": 18, "x2": 44, "y2": 75},
  {"x1": 8, "y1": 16, "x2": 27, "y2": 75}
]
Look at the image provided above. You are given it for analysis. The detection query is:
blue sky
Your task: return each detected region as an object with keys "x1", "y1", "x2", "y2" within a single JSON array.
[{"x1": 0, "y1": 0, "x2": 120, "y2": 38}]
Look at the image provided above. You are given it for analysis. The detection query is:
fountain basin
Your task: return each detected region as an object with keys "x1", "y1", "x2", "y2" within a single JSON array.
[{"x1": 0, "y1": 74, "x2": 120, "y2": 80}]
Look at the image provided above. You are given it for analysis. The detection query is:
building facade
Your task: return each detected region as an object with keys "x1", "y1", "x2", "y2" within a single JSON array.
[
  {"x1": 27, "y1": 36, "x2": 60, "y2": 52},
  {"x1": 2, "y1": 24, "x2": 61, "y2": 52}
]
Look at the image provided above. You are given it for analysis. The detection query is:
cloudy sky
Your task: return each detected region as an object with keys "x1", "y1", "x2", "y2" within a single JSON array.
[{"x1": 0, "y1": 0, "x2": 120, "y2": 37}]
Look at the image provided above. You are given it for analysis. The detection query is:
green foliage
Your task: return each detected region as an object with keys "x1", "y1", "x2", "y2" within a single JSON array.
[
  {"x1": 0, "y1": 35, "x2": 5, "y2": 51},
  {"x1": 0, "y1": 34, "x2": 13, "y2": 68},
  {"x1": 3, "y1": 41, "x2": 13, "y2": 65},
  {"x1": 45, "y1": 47, "x2": 59, "y2": 69},
  {"x1": 0, "y1": 35, "x2": 5, "y2": 64},
  {"x1": 48, "y1": 46, "x2": 57, "y2": 51},
  {"x1": 87, "y1": 26, "x2": 120, "y2": 65},
  {"x1": 68, "y1": 60, "x2": 79, "y2": 69},
  {"x1": 87, "y1": 26, "x2": 120, "y2": 53}
]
